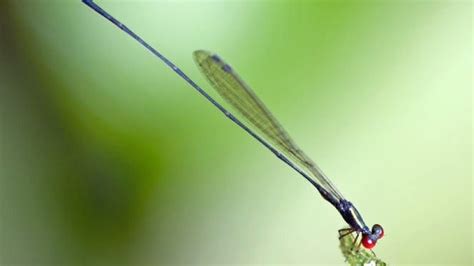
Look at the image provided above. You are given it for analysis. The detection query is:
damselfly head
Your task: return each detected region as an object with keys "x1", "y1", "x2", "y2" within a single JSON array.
[{"x1": 361, "y1": 224, "x2": 384, "y2": 249}]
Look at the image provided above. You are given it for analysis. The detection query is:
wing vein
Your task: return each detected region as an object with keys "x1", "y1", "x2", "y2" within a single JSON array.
[{"x1": 194, "y1": 50, "x2": 344, "y2": 200}]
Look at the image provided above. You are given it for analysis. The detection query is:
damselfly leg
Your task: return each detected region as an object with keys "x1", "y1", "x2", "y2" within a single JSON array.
[
  {"x1": 338, "y1": 228, "x2": 355, "y2": 239},
  {"x1": 351, "y1": 232, "x2": 360, "y2": 250}
]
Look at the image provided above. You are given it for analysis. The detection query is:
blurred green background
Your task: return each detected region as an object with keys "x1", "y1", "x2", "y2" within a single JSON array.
[{"x1": 0, "y1": 0, "x2": 471, "y2": 265}]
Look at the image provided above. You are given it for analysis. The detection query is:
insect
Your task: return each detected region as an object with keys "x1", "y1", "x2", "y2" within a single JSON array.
[{"x1": 83, "y1": 0, "x2": 384, "y2": 250}]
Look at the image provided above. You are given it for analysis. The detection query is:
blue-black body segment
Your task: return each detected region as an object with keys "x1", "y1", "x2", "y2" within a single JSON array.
[
  {"x1": 338, "y1": 200, "x2": 370, "y2": 234},
  {"x1": 211, "y1": 55, "x2": 221, "y2": 62},
  {"x1": 82, "y1": 0, "x2": 371, "y2": 237},
  {"x1": 221, "y1": 64, "x2": 232, "y2": 73}
]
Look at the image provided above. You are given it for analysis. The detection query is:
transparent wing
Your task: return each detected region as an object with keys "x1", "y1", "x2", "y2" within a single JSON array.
[{"x1": 193, "y1": 50, "x2": 344, "y2": 200}]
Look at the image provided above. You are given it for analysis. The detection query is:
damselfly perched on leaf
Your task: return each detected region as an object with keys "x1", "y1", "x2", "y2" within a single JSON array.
[{"x1": 83, "y1": 0, "x2": 384, "y2": 252}]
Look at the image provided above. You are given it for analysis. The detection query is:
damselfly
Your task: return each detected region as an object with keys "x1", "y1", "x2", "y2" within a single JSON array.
[{"x1": 82, "y1": 0, "x2": 384, "y2": 250}]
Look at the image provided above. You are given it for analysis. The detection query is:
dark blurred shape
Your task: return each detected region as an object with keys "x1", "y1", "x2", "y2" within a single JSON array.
[{"x1": 1, "y1": 2, "x2": 163, "y2": 264}]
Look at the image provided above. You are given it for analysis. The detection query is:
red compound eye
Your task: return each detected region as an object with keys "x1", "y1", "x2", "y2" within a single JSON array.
[{"x1": 361, "y1": 235, "x2": 376, "y2": 249}]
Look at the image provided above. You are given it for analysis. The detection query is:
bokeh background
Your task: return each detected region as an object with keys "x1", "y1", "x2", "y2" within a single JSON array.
[{"x1": 0, "y1": 0, "x2": 472, "y2": 265}]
